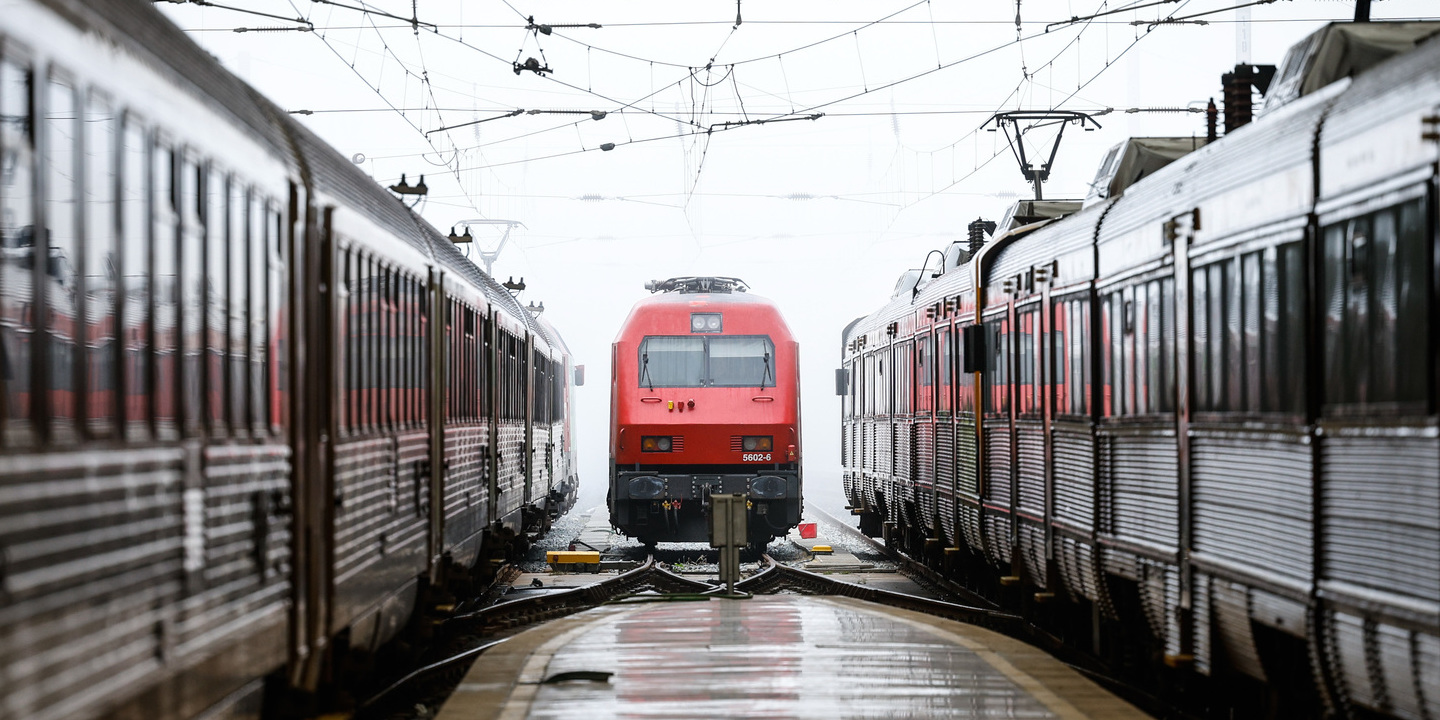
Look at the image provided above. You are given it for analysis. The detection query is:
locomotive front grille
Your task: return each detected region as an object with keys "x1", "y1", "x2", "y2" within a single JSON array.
[
  {"x1": 730, "y1": 436, "x2": 744, "y2": 451},
  {"x1": 671, "y1": 436, "x2": 685, "y2": 452}
]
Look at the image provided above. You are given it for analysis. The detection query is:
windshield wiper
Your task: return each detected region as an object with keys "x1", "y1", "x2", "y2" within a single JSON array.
[
  {"x1": 641, "y1": 351, "x2": 654, "y2": 391},
  {"x1": 760, "y1": 351, "x2": 772, "y2": 390}
]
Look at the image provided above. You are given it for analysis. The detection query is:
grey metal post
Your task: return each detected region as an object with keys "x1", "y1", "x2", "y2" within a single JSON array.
[{"x1": 709, "y1": 494, "x2": 748, "y2": 595}]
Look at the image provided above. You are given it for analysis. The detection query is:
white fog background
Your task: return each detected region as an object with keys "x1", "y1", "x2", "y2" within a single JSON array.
[{"x1": 162, "y1": 0, "x2": 1436, "y2": 514}]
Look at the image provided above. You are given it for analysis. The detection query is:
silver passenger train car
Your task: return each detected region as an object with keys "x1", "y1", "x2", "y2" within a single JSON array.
[
  {"x1": 840, "y1": 22, "x2": 1438, "y2": 719},
  {"x1": 0, "y1": 0, "x2": 579, "y2": 718}
]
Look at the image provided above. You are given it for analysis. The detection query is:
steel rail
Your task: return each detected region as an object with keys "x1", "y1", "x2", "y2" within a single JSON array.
[{"x1": 356, "y1": 556, "x2": 714, "y2": 718}]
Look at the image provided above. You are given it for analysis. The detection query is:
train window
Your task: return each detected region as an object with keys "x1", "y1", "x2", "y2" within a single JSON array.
[
  {"x1": 228, "y1": 181, "x2": 247, "y2": 432},
  {"x1": 709, "y1": 336, "x2": 775, "y2": 388},
  {"x1": 151, "y1": 141, "x2": 178, "y2": 437},
  {"x1": 1055, "y1": 298, "x2": 1084, "y2": 417},
  {"x1": 384, "y1": 267, "x2": 393, "y2": 423},
  {"x1": 1242, "y1": 252, "x2": 1262, "y2": 413},
  {"x1": 120, "y1": 115, "x2": 149, "y2": 439},
  {"x1": 892, "y1": 341, "x2": 911, "y2": 415},
  {"x1": 206, "y1": 165, "x2": 227, "y2": 433},
  {"x1": 443, "y1": 299, "x2": 453, "y2": 420},
  {"x1": 986, "y1": 318, "x2": 1009, "y2": 416},
  {"x1": 364, "y1": 255, "x2": 377, "y2": 429},
  {"x1": 916, "y1": 333, "x2": 933, "y2": 416},
  {"x1": 1131, "y1": 289, "x2": 1146, "y2": 414},
  {"x1": 83, "y1": 90, "x2": 117, "y2": 439},
  {"x1": 1158, "y1": 279, "x2": 1174, "y2": 413},
  {"x1": 337, "y1": 249, "x2": 349, "y2": 432},
  {"x1": 45, "y1": 72, "x2": 79, "y2": 441},
  {"x1": 417, "y1": 279, "x2": 429, "y2": 425},
  {"x1": 398, "y1": 275, "x2": 409, "y2": 427},
  {"x1": 267, "y1": 205, "x2": 282, "y2": 433},
  {"x1": 0, "y1": 56, "x2": 35, "y2": 444},
  {"x1": 936, "y1": 328, "x2": 951, "y2": 415},
  {"x1": 1322, "y1": 197, "x2": 1429, "y2": 414},
  {"x1": 1017, "y1": 310, "x2": 1040, "y2": 417},
  {"x1": 1223, "y1": 257, "x2": 1242, "y2": 411},
  {"x1": 249, "y1": 194, "x2": 266, "y2": 435},
  {"x1": 1143, "y1": 282, "x2": 1159, "y2": 414},
  {"x1": 1206, "y1": 263, "x2": 1225, "y2": 412},
  {"x1": 638, "y1": 336, "x2": 703, "y2": 388},
  {"x1": 1191, "y1": 248, "x2": 1296, "y2": 416},
  {"x1": 179, "y1": 154, "x2": 203, "y2": 435}
]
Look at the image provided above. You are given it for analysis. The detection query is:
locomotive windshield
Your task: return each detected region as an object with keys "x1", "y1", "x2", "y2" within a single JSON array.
[{"x1": 639, "y1": 335, "x2": 775, "y2": 388}]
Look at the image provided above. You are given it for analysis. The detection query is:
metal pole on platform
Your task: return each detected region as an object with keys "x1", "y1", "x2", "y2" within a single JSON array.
[{"x1": 710, "y1": 494, "x2": 747, "y2": 595}]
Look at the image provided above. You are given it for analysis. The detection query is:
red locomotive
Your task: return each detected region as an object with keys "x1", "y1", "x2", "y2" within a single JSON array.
[{"x1": 609, "y1": 277, "x2": 802, "y2": 546}]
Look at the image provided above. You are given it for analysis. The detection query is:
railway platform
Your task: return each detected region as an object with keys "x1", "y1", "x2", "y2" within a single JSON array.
[{"x1": 436, "y1": 593, "x2": 1149, "y2": 720}]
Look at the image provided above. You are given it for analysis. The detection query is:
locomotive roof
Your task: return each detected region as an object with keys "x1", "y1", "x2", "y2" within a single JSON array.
[
  {"x1": 1262, "y1": 21, "x2": 1440, "y2": 115},
  {"x1": 70, "y1": 0, "x2": 555, "y2": 349},
  {"x1": 618, "y1": 287, "x2": 793, "y2": 341}
]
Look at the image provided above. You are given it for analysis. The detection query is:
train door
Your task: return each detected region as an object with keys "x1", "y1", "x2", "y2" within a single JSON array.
[
  {"x1": 980, "y1": 302, "x2": 1014, "y2": 569},
  {"x1": 289, "y1": 182, "x2": 326, "y2": 690},
  {"x1": 523, "y1": 332, "x2": 534, "y2": 509},
  {"x1": 1014, "y1": 295, "x2": 1044, "y2": 586},
  {"x1": 486, "y1": 308, "x2": 500, "y2": 532},
  {"x1": 426, "y1": 269, "x2": 446, "y2": 580},
  {"x1": 914, "y1": 330, "x2": 936, "y2": 540}
]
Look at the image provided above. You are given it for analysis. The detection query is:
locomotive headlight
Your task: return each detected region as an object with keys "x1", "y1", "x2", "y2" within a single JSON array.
[
  {"x1": 742, "y1": 436, "x2": 773, "y2": 452},
  {"x1": 641, "y1": 436, "x2": 672, "y2": 452},
  {"x1": 690, "y1": 312, "x2": 722, "y2": 333},
  {"x1": 750, "y1": 475, "x2": 786, "y2": 499},
  {"x1": 628, "y1": 476, "x2": 665, "y2": 499}
]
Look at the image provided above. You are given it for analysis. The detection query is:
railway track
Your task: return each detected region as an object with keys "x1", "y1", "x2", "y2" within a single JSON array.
[
  {"x1": 355, "y1": 557, "x2": 714, "y2": 719},
  {"x1": 359, "y1": 515, "x2": 1185, "y2": 720},
  {"x1": 740, "y1": 554, "x2": 1024, "y2": 631}
]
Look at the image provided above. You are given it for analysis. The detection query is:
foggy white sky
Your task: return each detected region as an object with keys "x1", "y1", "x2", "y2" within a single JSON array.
[{"x1": 162, "y1": 0, "x2": 1435, "y2": 506}]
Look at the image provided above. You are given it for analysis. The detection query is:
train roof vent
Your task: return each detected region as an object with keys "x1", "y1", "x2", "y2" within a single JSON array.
[
  {"x1": 998, "y1": 199, "x2": 1083, "y2": 230},
  {"x1": 645, "y1": 276, "x2": 749, "y2": 294},
  {"x1": 1083, "y1": 137, "x2": 1204, "y2": 208},
  {"x1": 1262, "y1": 21, "x2": 1440, "y2": 116},
  {"x1": 891, "y1": 269, "x2": 925, "y2": 300}
]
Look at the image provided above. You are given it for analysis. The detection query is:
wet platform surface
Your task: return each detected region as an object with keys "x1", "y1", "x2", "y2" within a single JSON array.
[{"x1": 438, "y1": 595, "x2": 1150, "y2": 720}]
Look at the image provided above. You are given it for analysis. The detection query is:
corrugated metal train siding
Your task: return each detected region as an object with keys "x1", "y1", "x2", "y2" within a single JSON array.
[
  {"x1": 982, "y1": 419, "x2": 1012, "y2": 566},
  {"x1": 1320, "y1": 432, "x2": 1439, "y2": 601},
  {"x1": 1192, "y1": 431, "x2": 1313, "y2": 586},
  {"x1": 1099, "y1": 428, "x2": 1178, "y2": 549},
  {"x1": 179, "y1": 444, "x2": 293, "y2": 646},
  {"x1": 1052, "y1": 424, "x2": 1095, "y2": 532},
  {"x1": 1056, "y1": 536, "x2": 1107, "y2": 610},
  {"x1": 442, "y1": 424, "x2": 489, "y2": 562},
  {"x1": 936, "y1": 422, "x2": 956, "y2": 545},
  {"x1": 1019, "y1": 522, "x2": 1046, "y2": 588},
  {"x1": 917, "y1": 422, "x2": 935, "y2": 531},
  {"x1": 332, "y1": 436, "x2": 399, "y2": 585},
  {"x1": 1, "y1": 448, "x2": 186, "y2": 720},
  {"x1": 1015, "y1": 420, "x2": 1045, "y2": 517},
  {"x1": 1212, "y1": 579, "x2": 1266, "y2": 680},
  {"x1": 496, "y1": 422, "x2": 526, "y2": 521}
]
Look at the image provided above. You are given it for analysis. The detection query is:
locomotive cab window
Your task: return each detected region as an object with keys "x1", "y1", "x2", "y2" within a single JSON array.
[{"x1": 638, "y1": 335, "x2": 775, "y2": 388}]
